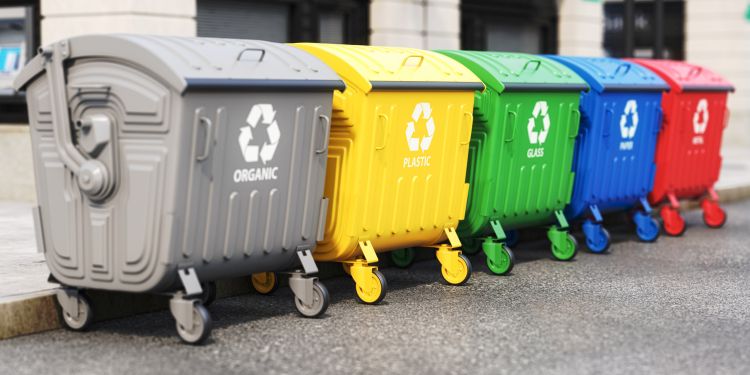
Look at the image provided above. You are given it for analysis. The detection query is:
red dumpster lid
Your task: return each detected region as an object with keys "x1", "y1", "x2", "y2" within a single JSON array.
[{"x1": 628, "y1": 59, "x2": 734, "y2": 93}]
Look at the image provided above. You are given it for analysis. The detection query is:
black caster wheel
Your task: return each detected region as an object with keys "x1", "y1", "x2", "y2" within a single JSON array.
[
  {"x1": 176, "y1": 303, "x2": 212, "y2": 345},
  {"x1": 295, "y1": 280, "x2": 330, "y2": 318},
  {"x1": 200, "y1": 281, "x2": 217, "y2": 306}
]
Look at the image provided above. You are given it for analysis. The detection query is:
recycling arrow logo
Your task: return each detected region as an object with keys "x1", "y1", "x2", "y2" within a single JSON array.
[
  {"x1": 405, "y1": 102, "x2": 435, "y2": 152},
  {"x1": 239, "y1": 104, "x2": 281, "y2": 164},
  {"x1": 528, "y1": 101, "x2": 551, "y2": 145},
  {"x1": 693, "y1": 98, "x2": 709, "y2": 134},
  {"x1": 620, "y1": 99, "x2": 639, "y2": 139}
]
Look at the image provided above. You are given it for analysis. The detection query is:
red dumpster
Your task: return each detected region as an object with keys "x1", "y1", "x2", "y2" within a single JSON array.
[{"x1": 630, "y1": 59, "x2": 734, "y2": 236}]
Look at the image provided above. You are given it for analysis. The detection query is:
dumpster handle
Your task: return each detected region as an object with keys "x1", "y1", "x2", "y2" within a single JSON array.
[
  {"x1": 504, "y1": 111, "x2": 517, "y2": 142},
  {"x1": 460, "y1": 112, "x2": 472, "y2": 145},
  {"x1": 613, "y1": 63, "x2": 631, "y2": 77},
  {"x1": 522, "y1": 60, "x2": 541, "y2": 73},
  {"x1": 375, "y1": 114, "x2": 389, "y2": 150},
  {"x1": 69, "y1": 83, "x2": 111, "y2": 92},
  {"x1": 687, "y1": 66, "x2": 703, "y2": 79},
  {"x1": 723, "y1": 107, "x2": 730, "y2": 129},
  {"x1": 569, "y1": 109, "x2": 581, "y2": 139},
  {"x1": 237, "y1": 48, "x2": 266, "y2": 62},
  {"x1": 196, "y1": 116, "x2": 213, "y2": 161},
  {"x1": 603, "y1": 108, "x2": 614, "y2": 139},
  {"x1": 41, "y1": 41, "x2": 114, "y2": 201},
  {"x1": 315, "y1": 114, "x2": 331, "y2": 154},
  {"x1": 40, "y1": 43, "x2": 85, "y2": 175},
  {"x1": 400, "y1": 55, "x2": 424, "y2": 69}
]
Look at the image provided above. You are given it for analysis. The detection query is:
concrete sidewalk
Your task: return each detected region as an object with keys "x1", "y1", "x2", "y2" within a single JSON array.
[
  {"x1": 0, "y1": 202, "x2": 54, "y2": 299},
  {"x1": 1, "y1": 147, "x2": 749, "y2": 340}
]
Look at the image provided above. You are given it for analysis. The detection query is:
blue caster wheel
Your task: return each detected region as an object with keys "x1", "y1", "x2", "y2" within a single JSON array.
[
  {"x1": 633, "y1": 211, "x2": 660, "y2": 243},
  {"x1": 582, "y1": 220, "x2": 610, "y2": 254}
]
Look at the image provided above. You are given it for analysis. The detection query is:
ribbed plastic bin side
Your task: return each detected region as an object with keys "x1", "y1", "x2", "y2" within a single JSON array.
[
  {"x1": 437, "y1": 50, "x2": 587, "y2": 273},
  {"x1": 14, "y1": 34, "x2": 344, "y2": 343},
  {"x1": 547, "y1": 56, "x2": 669, "y2": 252},
  {"x1": 293, "y1": 43, "x2": 483, "y2": 304},
  {"x1": 629, "y1": 58, "x2": 734, "y2": 236}
]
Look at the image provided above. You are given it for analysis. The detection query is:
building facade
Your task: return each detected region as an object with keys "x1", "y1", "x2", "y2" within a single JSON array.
[{"x1": 0, "y1": 0, "x2": 747, "y2": 201}]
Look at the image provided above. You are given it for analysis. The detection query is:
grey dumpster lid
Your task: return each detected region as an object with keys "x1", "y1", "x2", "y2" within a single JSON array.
[{"x1": 14, "y1": 34, "x2": 345, "y2": 93}]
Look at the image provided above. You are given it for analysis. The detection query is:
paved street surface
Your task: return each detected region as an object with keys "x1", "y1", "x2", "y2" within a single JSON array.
[{"x1": 1, "y1": 200, "x2": 749, "y2": 375}]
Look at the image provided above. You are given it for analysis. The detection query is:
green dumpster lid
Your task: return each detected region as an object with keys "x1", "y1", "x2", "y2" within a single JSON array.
[
  {"x1": 14, "y1": 34, "x2": 345, "y2": 94},
  {"x1": 436, "y1": 50, "x2": 588, "y2": 93}
]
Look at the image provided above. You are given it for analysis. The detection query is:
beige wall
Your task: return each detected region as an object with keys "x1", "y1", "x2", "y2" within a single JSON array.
[
  {"x1": 558, "y1": 0, "x2": 606, "y2": 56},
  {"x1": 370, "y1": 0, "x2": 460, "y2": 49},
  {"x1": 685, "y1": 0, "x2": 750, "y2": 149},
  {"x1": 40, "y1": 0, "x2": 197, "y2": 44}
]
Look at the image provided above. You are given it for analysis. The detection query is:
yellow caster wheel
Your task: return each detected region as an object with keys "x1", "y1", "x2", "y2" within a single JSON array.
[
  {"x1": 441, "y1": 254, "x2": 472, "y2": 286},
  {"x1": 355, "y1": 270, "x2": 387, "y2": 305},
  {"x1": 251, "y1": 272, "x2": 279, "y2": 295}
]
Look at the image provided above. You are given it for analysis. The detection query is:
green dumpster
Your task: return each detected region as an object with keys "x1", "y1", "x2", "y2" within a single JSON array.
[{"x1": 437, "y1": 51, "x2": 588, "y2": 274}]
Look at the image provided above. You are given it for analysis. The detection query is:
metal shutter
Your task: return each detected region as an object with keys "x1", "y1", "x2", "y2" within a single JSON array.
[
  {"x1": 319, "y1": 12, "x2": 344, "y2": 44},
  {"x1": 197, "y1": 0, "x2": 290, "y2": 42}
]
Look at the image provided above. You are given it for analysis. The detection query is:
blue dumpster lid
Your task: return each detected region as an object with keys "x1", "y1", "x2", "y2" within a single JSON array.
[
  {"x1": 545, "y1": 56, "x2": 670, "y2": 93},
  {"x1": 14, "y1": 34, "x2": 345, "y2": 94}
]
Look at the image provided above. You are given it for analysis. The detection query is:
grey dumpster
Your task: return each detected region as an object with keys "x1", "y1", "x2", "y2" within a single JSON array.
[{"x1": 13, "y1": 34, "x2": 344, "y2": 344}]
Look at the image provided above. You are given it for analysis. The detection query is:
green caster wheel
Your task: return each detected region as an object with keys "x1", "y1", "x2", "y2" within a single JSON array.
[
  {"x1": 549, "y1": 229, "x2": 578, "y2": 261},
  {"x1": 390, "y1": 248, "x2": 416, "y2": 268},
  {"x1": 482, "y1": 240, "x2": 515, "y2": 275},
  {"x1": 461, "y1": 238, "x2": 482, "y2": 256}
]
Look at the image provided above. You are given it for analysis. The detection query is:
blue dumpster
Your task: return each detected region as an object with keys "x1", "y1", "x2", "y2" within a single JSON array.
[{"x1": 546, "y1": 56, "x2": 669, "y2": 253}]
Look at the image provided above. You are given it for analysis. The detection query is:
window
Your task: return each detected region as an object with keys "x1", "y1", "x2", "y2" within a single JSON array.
[
  {"x1": 486, "y1": 22, "x2": 542, "y2": 54},
  {"x1": 197, "y1": 0, "x2": 368, "y2": 44},
  {"x1": 604, "y1": 0, "x2": 685, "y2": 59},
  {"x1": 0, "y1": 1, "x2": 39, "y2": 124}
]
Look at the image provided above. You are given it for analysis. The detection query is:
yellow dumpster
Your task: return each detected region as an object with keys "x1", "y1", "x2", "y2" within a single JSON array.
[{"x1": 292, "y1": 43, "x2": 484, "y2": 304}]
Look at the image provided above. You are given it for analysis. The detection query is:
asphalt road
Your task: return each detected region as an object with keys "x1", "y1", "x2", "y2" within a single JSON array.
[{"x1": 1, "y1": 200, "x2": 749, "y2": 375}]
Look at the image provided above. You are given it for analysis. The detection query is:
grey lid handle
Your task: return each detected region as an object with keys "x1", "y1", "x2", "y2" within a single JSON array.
[
  {"x1": 237, "y1": 48, "x2": 266, "y2": 62},
  {"x1": 315, "y1": 114, "x2": 331, "y2": 154},
  {"x1": 69, "y1": 83, "x2": 111, "y2": 92}
]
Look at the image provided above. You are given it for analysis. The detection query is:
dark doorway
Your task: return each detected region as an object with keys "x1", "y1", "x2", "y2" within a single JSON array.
[
  {"x1": 461, "y1": 0, "x2": 558, "y2": 53},
  {"x1": 197, "y1": 0, "x2": 368, "y2": 44}
]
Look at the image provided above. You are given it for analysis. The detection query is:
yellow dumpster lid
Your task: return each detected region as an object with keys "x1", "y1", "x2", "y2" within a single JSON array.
[{"x1": 292, "y1": 43, "x2": 484, "y2": 93}]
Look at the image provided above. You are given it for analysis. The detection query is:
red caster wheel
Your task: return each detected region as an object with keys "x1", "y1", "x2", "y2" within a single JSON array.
[
  {"x1": 701, "y1": 199, "x2": 727, "y2": 228},
  {"x1": 660, "y1": 205, "x2": 686, "y2": 237}
]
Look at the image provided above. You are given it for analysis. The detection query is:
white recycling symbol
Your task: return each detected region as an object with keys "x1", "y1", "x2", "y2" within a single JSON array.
[
  {"x1": 620, "y1": 99, "x2": 639, "y2": 139},
  {"x1": 405, "y1": 102, "x2": 435, "y2": 152},
  {"x1": 239, "y1": 104, "x2": 281, "y2": 164},
  {"x1": 693, "y1": 98, "x2": 709, "y2": 134},
  {"x1": 528, "y1": 100, "x2": 551, "y2": 145}
]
